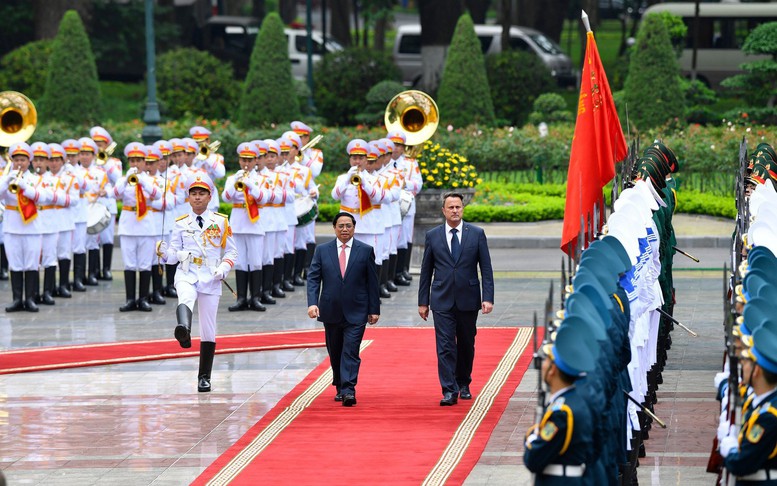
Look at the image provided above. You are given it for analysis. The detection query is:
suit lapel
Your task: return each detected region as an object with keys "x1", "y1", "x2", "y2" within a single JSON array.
[
  {"x1": 329, "y1": 241, "x2": 342, "y2": 279},
  {"x1": 343, "y1": 241, "x2": 357, "y2": 281},
  {"x1": 456, "y1": 223, "x2": 470, "y2": 263}
]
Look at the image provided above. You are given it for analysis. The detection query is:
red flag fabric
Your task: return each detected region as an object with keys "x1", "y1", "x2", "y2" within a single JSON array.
[
  {"x1": 357, "y1": 183, "x2": 372, "y2": 217},
  {"x1": 135, "y1": 183, "x2": 148, "y2": 220},
  {"x1": 243, "y1": 187, "x2": 260, "y2": 223},
  {"x1": 16, "y1": 192, "x2": 37, "y2": 224},
  {"x1": 560, "y1": 30, "x2": 627, "y2": 256}
]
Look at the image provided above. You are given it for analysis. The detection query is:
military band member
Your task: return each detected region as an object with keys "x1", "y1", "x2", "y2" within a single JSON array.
[
  {"x1": 158, "y1": 173, "x2": 238, "y2": 393},
  {"x1": 77, "y1": 137, "x2": 113, "y2": 286},
  {"x1": 0, "y1": 148, "x2": 7, "y2": 281},
  {"x1": 91, "y1": 126, "x2": 121, "y2": 280},
  {"x1": 189, "y1": 126, "x2": 225, "y2": 213},
  {"x1": 276, "y1": 136, "x2": 303, "y2": 293},
  {"x1": 156, "y1": 139, "x2": 185, "y2": 298},
  {"x1": 63, "y1": 139, "x2": 87, "y2": 291},
  {"x1": 48, "y1": 143, "x2": 78, "y2": 298},
  {"x1": 145, "y1": 145, "x2": 169, "y2": 305},
  {"x1": 1, "y1": 142, "x2": 54, "y2": 312},
  {"x1": 283, "y1": 130, "x2": 318, "y2": 287},
  {"x1": 223, "y1": 142, "x2": 270, "y2": 312},
  {"x1": 291, "y1": 120, "x2": 324, "y2": 278},
  {"x1": 259, "y1": 140, "x2": 286, "y2": 304},
  {"x1": 30, "y1": 142, "x2": 60, "y2": 305},
  {"x1": 389, "y1": 130, "x2": 423, "y2": 283},
  {"x1": 114, "y1": 143, "x2": 168, "y2": 312}
]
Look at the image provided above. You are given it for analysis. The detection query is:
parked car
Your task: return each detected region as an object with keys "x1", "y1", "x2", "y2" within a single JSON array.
[
  {"x1": 393, "y1": 24, "x2": 576, "y2": 88},
  {"x1": 194, "y1": 16, "x2": 342, "y2": 79}
]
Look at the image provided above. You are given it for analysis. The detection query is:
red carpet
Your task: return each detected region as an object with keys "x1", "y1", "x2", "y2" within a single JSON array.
[
  {"x1": 194, "y1": 326, "x2": 534, "y2": 486},
  {"x1": 0, "y1": 329, "x2": 326, "y2": 375}
]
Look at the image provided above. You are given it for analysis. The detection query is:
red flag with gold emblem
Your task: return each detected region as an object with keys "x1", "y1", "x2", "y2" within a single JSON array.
[
  {"x1": 135, "y1": 183, "x2": 148, "y2": 220},
  {"x1": 357, "y1": 183, "x2": 372, "y2": 217},
  {"x1": 560, "y1": 26, "x2": 627, "y2": 256},
  {"x1": 16, "y1": 192, "x2": 37, "y2": 223},
  {"x1": 243, "y1": 187, "x2": 260, "y2": 223}
]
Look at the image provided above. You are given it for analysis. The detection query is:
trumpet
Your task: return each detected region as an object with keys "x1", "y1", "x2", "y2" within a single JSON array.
[
  {"x1": 126, "y1": 168, "x2": 139, "y2": 186},
  {"x1": 96, "y1": 142, "x2": 117, "y2": 166},
  {"x1": 235, "y1": 176, "x2": 247, "y2": 191},
  {"x1": 8, "y1": 170, "x2": 23, "y2": 194},
  {"x1": 196, "y1": 140, "x2": 221, "y2": 161},
  {"x1": 351, "y1": 174, "x2": 361, "y2": 186},
  {"x1": 295, "y1": 134, "x2": 323, "y2": 162}
]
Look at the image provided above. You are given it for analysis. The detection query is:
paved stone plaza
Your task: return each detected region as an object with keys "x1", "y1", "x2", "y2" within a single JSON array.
[{"x1": 0, "y1": 219, "x2": 732, "y2": 485}]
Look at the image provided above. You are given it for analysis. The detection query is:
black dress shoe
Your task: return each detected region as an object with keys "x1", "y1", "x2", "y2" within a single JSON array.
[
  {"x1": 175, "y1": 325, "x2": 192, "y2": 348},
  {"x1": 119, "y1": 300, "x2": 137, "y2": 312},
  {"x1": 198, "y1": 376, "x2": 211, "y2": 393},
  {"x1": 102, "y1": 269, "x2": 113, "y2": 281},
  {"x1": 342, "y1": 394, "x2": 356, "y2": 407},
  {"x1": 394, "y1": 275, "x2": 411, "y2": 286},
  {"x1": 228, "y1": 298, "x2": 249, "y2": 312},
  {"x1": 260, "y1": 291, "x2": 276, "y2": 305},
  {"x1": 136, "y1": 299, "x2": 153, "y2": 312},
  {"x1": 334, "y1": 393, "x2": 343, "y2": 402},
  {"x1": 271, "y1": 285, "x2": 286, "y2": 298},
  {"x1": 149, "y1": 291, "x2": 166, "y2": 305},
  {"x1": 386, "y1": 280, "x2": 398, "y2": 292},
  {"x1": 293, "y1": 275, "x2": 305, "y2": 286},
  {"x1": 440, "y1": 392, "x2": 458, "y2": 406},
  {"x1": 401, "y1": 270, "x2": 412, "y2": 281},
  {"x1": 460, "y1": 386, "x2": 472, "y2": 400},
  {"x1": 379, "y1": 285, "x2": 391, "y2": 298},
  {"x1": 282, "y1": 280, "x2": 295, "y2": 292},
  {"x1": 249, "y1": 298, "x2": 267, "y2": 312},
  {"x1": 163, "y1": 286, "x2": 178, "y2": 298}
]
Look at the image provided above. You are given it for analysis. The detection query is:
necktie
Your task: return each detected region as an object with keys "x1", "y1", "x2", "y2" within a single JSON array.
[
  {"x1": 197, "y1": 215, "x2": 204, "y2": 228},
  {"x1": 450, "y1": 228, "x2": 460, "y2": 261},
  {"x1": 339, "y1": 243, "x2": 347, "y2": 277}
]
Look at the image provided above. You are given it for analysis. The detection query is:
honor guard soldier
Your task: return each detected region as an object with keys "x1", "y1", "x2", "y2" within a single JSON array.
[
  {"x1": 114, "y1": 143, "x2": 169, "y2": 312},
  {"x1": 223, "y1": 142, "x2": 270, "y2": 311},
  {"x1": 157, "y1": 139, "x2": 185, "y2": 298},
  {"x1": 389, "y1": 130, "x2": 423, "y2": 283},
  {"x1": 158, "y1": 173, "x2": 238, "y2": 393},
  {"x1": 31, "y1": 142, "x2": 61, "y2": 305},
  {"x1": 63, "y1": 139, "x2": 88, "y2": 291},
  {"x1": 283, "y1": 130, "x2": 318, "y2": 287},
  {"x1": 524, "y1": 320, "x2": 599, "y2": 485},
  {"x1": 77, "y1": 137, "x2": 113, "y2": 286},
  {"x1": 48, "y1": 143, "x2": 78, "y2": 298},
  {"x1": 1, "y1": 142, "x2": 54, "y2": 312},
  {"x1": 190, "y1": 126, "x2": 225, "y2": 213},
  {"x1": 91, "y1": 126, "x2": 121, "y2": 280}
]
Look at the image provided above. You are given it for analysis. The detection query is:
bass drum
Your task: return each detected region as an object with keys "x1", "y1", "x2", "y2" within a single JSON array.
[
  {"x1": 295, "y1": 196, "x2": 319, "y2": 226},
  {"x1": 399, "y1": 190, "x2": 414, "y2": 218},
  {"x1": 86, "y1": 202, "x2": 111, "y2": 235}
]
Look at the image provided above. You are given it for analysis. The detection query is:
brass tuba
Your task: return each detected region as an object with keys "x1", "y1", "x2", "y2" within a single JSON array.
[{"x1": 384, "y1": 90, "x2": 439, "y2": 157}]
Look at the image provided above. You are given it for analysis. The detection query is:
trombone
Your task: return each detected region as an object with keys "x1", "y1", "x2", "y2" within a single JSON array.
[
  {"x1": 96, "y1": 142, "x2": 117, "y2": 166},
  {"x1": 196, "y1": 140, "x2": 221, "y2": 161},
  {"x1": 295, "y1": 134, "x2": 323, "y2": 162}
]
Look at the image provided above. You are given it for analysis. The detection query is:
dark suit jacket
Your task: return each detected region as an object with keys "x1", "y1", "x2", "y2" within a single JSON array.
[
  {"x1": 307, "y1": 238, "x2": 380, "y2": 324},
  {"x1": 418, "y1": 222, "x2": 494, "y2": 312}
]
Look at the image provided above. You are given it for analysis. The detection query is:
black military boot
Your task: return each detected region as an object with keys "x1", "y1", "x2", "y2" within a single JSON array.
[
  {"x1": 149, "y1": 265, "x2": 166, "y2": 305},
  {"x1": 119, "y1": 271, "x2": 138, "y2": 312},
  {"x1": 137, "y1": 271, "x2": 153, "y2": 312},
  {"x1": 85, "y1": 249, "x2": 100, "y2": 286},
  {"x1": 175, "y1": 303, "x2": 192, "y2": 348},
  {"x1": 40, "y1": 266, "x2": 56, "y2": 305},
  {"x1": 377, "y1": 265, "x2": 390, "y2": 298},
  {"x1": 164, "y1": 264, "x2": 178, "y2": 297},
  {"x1": 248, "y1": 269, "x2": 266, "y2": 311},
  {"x1": 282, "y1": 253, "x2": 295, "y2": 291},
  {"x1": 5, "y1": 271, "x2": 24, "y2": 312},
  {"x1": 56, "y1": 259, "x2": 72, "y2": 298},
  {"x1": 72, "y1": 253, "x2": 87, "y2": 291},
  {"x1": 261, "y1": 265, "x2": 276, "y2": 304},
  {"x1": 386, "y1": 256, "x2": 398, "y2": 292},
  {"x1": 228, "y1": 270, "x2": 250, "y2": 312},
  {"x1": 198, "y1": 341, "x2": 216, "y2": 392},
  {"x1": 0, "y1": 244, "x2": 8, "y2": 280},
  {"x1": 302, "y1": 242, "x2": 316, "y2": 279},
  {"x1": 24, "y1": 270, "x2": 39, "y2": 312},
  {"x1": 292, "y1": 249, "x2": 306, "y2": 286},
  {"x1": 394, "y1": 249, "x2": 410, "y2": 286},
  {"x1": 272, "y1": 258, "x2": 286, "y2": 298},
  {"x1": 100, "y1": 243, "x2": 114, "y2": 280}
]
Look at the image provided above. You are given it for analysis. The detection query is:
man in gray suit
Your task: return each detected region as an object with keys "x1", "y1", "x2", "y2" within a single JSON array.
[{"x1": 418, "y1": 192, "x2": 494, "y2": 406}]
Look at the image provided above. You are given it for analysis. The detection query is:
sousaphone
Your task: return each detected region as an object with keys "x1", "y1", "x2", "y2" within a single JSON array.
[{"x1": 384, "y1": 90, "x2": 439, "y2": 157}]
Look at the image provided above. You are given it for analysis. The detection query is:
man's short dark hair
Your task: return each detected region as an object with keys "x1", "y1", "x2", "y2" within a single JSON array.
[
  {"x1": 442, "y1": 192, "x2": 464, "y2": 206},
  {"x1": 762, "y1": 366, "x2": 777, "y2": 386},
  {"x1": 332, "y1": 212, "x2": 356, "y2": 227}
]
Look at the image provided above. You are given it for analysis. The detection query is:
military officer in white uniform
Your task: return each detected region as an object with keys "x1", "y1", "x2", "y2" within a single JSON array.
[
  {"x1": 158, "y1": 173, "x2": 238, "y2": 393},
  {"x1": 48, "y1": 143, "x2": 78, "y2": 298},
  {"x1": 91, "y1": 126, "x2": 121, "y2": 280},
  {"x1": 63, "y1": 139, "x2": 88, "y2": 291}
]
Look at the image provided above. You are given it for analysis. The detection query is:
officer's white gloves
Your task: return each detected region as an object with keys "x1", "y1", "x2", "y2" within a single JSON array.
[
  {"x1": 719, "y1": 426, "x2": 739, "y2": 458},
  {"x1": 714, "y1": 371, "x2": 729, "y2": 390},
  {"x1": 212, "y1": 262, "x2": 231, "y2": 281},
  {"x1": 22, "y1": 183, "x2": 36, "y2": 200}
]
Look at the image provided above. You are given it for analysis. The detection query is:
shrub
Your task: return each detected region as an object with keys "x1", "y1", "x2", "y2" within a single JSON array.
[
  {"x1": 527, "y1": 93, "x2": 573, "y2": 125},
  {"x1": 682, "y1": 78, "x2": 718, "y2": 125},
  {"x1": 486, "y1": 50, "x2": 554, "y2": 127},
  {"x1": 721, "y1": 21, "x2": 777, "y2": 108},
  {"x1": 238, "y1": 13, "x2": 301, "y2": 127},
  {"x1": 314, "y1": 47, "x2": 401, "y2": 125},
  {"x1": 39, "y1": 10, "x2": 101, "y2": 125},
  {"x1": 157, "y1": 48, "x2": 240, "y2": 119},
  {"x1": 623, "y1": 13, "x2": 685, "y2": 132},
  {"x1": 355, "y1": 80, "x2": 406, "y2": 126},
  {"x1": 437, "y1": 14, "x2": 495, "y2": 127},
  {"x1": 0, "y1": 40, "x2": 53, "y2": 101}
]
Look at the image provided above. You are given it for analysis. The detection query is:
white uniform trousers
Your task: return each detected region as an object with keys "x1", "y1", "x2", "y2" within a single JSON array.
[
  {"x1": 263, "y1": 231, "x2": 276, "y2": 265},
  {"x1": 401, "y1": 213, "x2": 415, "y2": 247},
  {"x1": 99, "y1": 217, "x2": 115, "y2": 246},
  {"x1": 233, "y1": 233, "x2": 263, "y2": 271},
  {"x1": 86, "y1": 233, "x2": 100, "y2": 251},
  {"x1": 380, "y1": 228, "x2": 391, "y2": 260},
  {"x1": 6, "y1": 233, "x2": 42, "y2": 271},
  {"x1": 120, "y1": 235, "x2": 155, "y2": 271},
  {"x1": 390, "y1": 225, "x2": 401, "y2": 254},
  {"x1": 177, "y1": 283, "x2": 219, "y2": 342},
  {"x1": 73, "y1": 223, "x2": 87, "y2": 254},
  {"x1": 41, "y1": 233, "x2": 58, "y2": 268},
  {"x1": 57, "y1": 230, "x2": 73, "y2": 260},
  {"x1": 272, "y1": 230, "x2": 285, "y2": 259},
  {"x1": 294, "y1": 221, "x2": 314, "y2": 250},
  {"x1": 354, "y1": 233, "x2": 379, "y2": 263},
  {"x1": 284, "y1": 225, "x2": 295, "y2": 254}
]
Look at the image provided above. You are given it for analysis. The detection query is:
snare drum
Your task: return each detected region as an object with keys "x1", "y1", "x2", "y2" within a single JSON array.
[
  {"x1": 86, "y1": 202, "x2": 111, "y2": 235},
  {"x1": 295, "y1": 196, "x2": 319, "y2": 226},
  {"x1": 399, "y1": 190, "x2": 414, "y2": 218}
]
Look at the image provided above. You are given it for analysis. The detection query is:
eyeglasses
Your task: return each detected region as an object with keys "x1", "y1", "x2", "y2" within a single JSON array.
[{"x1": 336, "y1": 224, "x2": 354, "y2": 230}]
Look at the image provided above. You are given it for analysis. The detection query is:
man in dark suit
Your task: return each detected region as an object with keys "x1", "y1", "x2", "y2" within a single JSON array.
[
  {"x1": 418, "y1": 192, "x2": 494, "y2": 406},
  {"x1": 307, "y1": 212, "x2": 380, "y2": 407}
]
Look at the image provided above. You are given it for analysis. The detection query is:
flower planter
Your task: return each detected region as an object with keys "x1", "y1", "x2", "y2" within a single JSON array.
[{"x1": 410, "y1": 187, "x2": 476, "y2": 268}]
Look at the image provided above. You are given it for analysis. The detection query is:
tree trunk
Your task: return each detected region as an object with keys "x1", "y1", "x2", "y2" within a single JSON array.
[
  {"x1": 279, "y1": 0, "x2": 296, "y2": 24},
  {"x1": 374, "y1": 16, "x2": 387, "y2": 51},
  {"x1": 418, "y1": 0, "x2": 463, "y2": 93},
  {"x1": 515, "y1": 0, "x2": 568, "y2": 43},
  {"x1": 34, "y1": 0, "x2": 89, "y2": 40},
  {"x1": 251, "y1": 0, "x2": 266, "y2": 21},
  {"x1": 499, "y1": 0, "x2": 511, "y2": 51},
  {"x1": 330, "y1": 0, "x2": 351, "y2": 46},
  {"x1": 465, "y1": 0, "x2": 490, "y2": 24}
]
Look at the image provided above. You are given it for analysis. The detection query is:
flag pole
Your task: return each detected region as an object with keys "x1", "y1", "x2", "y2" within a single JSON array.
[{"x1": 581, "y1": 10, "x2": 591, "y2": 33}]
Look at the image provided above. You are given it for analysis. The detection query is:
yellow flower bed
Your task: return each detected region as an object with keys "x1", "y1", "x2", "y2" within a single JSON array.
[{"x1": 417, "y1": 140, "x2": 482, "y2": 189}]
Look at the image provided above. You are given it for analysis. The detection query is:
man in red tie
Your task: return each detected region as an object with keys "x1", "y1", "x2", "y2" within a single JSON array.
[{"x1": 306, "y1": 212, "x2": 380, "y2": 406}]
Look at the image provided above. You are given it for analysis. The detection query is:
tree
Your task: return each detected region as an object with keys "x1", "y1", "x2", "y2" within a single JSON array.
[
  {"x1": 437, "y1": 14, "x2": 495, "y2": 127},
  {"x1": 32, "y1": 0, "x2": 89, "y2": 41},
  {"x1": 40, "y1": 10, "x2": 101, "y2": 125},
  {"x1": 486, "y1": 50, "x2": 554, "y2": 126},
  {"x1": 238, "y1": 12, "x2": 301, "y2": 127},
  {"x1": 721, "y1": 21, "x2": 777, "y2": 108},
  {"x1": 330, "y1": 0, "x2": 352, "y2": 47},
  {"x1": 466, "y1": 0, "x2": 491, "y2": 24},
  {"x1": 515, "y1": 0, "x2": 571, "y2": 43},
  {"x1": 623, "y1": 13, "x2": 685, "y2": 131},
  {"x1": 418, "y1": 0, "x2": 463, "y2": 93}
]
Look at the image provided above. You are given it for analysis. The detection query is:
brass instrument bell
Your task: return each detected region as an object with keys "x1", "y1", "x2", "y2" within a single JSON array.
[
  {"x1": 196, "y1": 140, "x2": 221, "y2": 161},
  {"x1": 384, "y1": 90, "x2": 439, "y2": 157},
  {"x1": 96, "y1": 141, "x2": 117, "y2": 166},
  {"x1": 350, "y1": 174, "x2": 361, "y2": 186},
  {"x1": 0, "y1": 91, "x2": 37, "y2": 148}
]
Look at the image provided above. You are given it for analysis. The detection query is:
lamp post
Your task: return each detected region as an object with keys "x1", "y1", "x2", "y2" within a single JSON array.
[
  {"x1": 142, "y1": 0, "x2": 162, "y2": 144},
  {"x1": 305, "y1": 0, "x2": 315, "y2": 113}
]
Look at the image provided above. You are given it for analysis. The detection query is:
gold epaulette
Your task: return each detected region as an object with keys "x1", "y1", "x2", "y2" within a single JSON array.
[
  {"x1": 176, "y1": 214, "x2": 189, "y2": 221},
  {"x1": 214, "y1": 212, "x2": 228, "y2": 218}
]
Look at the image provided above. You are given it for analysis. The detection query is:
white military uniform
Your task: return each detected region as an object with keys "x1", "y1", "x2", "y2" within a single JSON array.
[
  {"x1": 396, "y1": 153, "x2": 423, "y2": 249},
  {"x1": 0, "y1": 169, "x2": 54, "y2": 271},
  {"x1": 332, "y1": 167, "x2": 387, "y2": 262},
  {"x1": 222, "y1": 169, "x2": 270, "y2": 271},
  {"x1": 54, "y1": 166, "x2": 79, "y2": 261},
  {"x1": 116, "y1": 171, "x2": 168, "y2": 271}
]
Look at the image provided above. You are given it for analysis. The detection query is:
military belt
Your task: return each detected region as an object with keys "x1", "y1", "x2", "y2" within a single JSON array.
[{"x1": 543, "y1": 464, "x2": 585, "y2": 477}]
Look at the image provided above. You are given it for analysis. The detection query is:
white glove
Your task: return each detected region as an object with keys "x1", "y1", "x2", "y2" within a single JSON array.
[
  {"x1": 717, "y1": 415, "x2": 731, "y2": 444},
  {"x1": 347, "y1": 165, "x2": 358, "y2": 174},
  {"x1": 127, "y1": 167, "x2": 138, "y2": 176},
  {"x1": 525, "y1": 433, "x2": 538, "y2": 446},
  {"x1": 720, "y1": 434, "x2": 739, "y2": 458},
  {"x1": 139, "y1": 173, "x2": 154, "y2": 193},
  {"x1": 213, "y1": 262, "x2": 231, "y2": 281},
  {"x1": 22, "y1": 183, "x2": 36, "y2": 200},
  {"x1": 714, "y1": 371, "x2": 729, "y2": 390},
  {"x1": 235, "y1": 169, "x2": 245, "y2": 179},
  {"x1": 176, "y1": 250, "x2": 190, "y2": 263}
]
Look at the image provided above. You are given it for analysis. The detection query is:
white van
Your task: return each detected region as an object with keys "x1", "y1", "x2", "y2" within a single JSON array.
[
  {"x1": 393, "y1": 24, "x2": 576, "y2": 88},
  {"x1": 642, "y1": 3, "x2": 777, "y2": 87}
]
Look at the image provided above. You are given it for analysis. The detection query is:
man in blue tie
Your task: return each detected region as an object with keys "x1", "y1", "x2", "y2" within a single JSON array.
[
  {"x1": 307, "y1": 212, "x2": 381, "y2": 406},
  {"x1": 418, "y1": 192, "x2": 494, "y2": 406}
]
